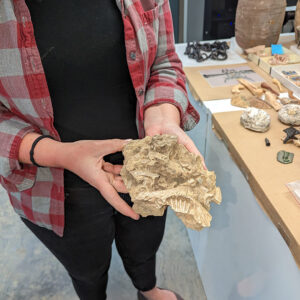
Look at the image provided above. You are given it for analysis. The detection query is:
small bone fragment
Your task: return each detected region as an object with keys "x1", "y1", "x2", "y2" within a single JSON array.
[
  {"x1": 269, "y1": 54, "x2": 289, "y2": 65},
  {"x1": 232, "y1": 84, "x2": 245, "y2": 94},
  {"x1": 265, "y1": 91, "x2": 282, "y2": 111},
  {"x1": 280, "y1": 98, "x2": 292, "y2": 105},
  {"x1": 231, "y1": 94, "x2": 249, "y2": 108},
  {"x1": 294, "y1": 139, "x2": 300, "y2": 147},
  {"x1": 261, "y1": 82, "x2": 280, "y2": 96},
  {"x1": 238, "y1": 79, "x2": 264, "y2": 97},
  {"x1": 248, "y1": 96, "x2": 272, "y2": 109},
  {"x1": 272, "y1": 78, "x2": 284, "y2": 92},
  {"x1": 245, "y1": 45, "x2": 266, "y2": 56}
]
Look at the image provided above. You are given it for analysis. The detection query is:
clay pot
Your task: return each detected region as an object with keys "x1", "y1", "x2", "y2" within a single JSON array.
[
  {"x1": 295, "y1": 0, "x2": 300, "y2": 44},
  {"x1": 235, "y1": 0, "x2": 286, "y2": 49}
]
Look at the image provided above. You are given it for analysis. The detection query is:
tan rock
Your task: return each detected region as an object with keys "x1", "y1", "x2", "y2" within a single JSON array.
[
  {"x1": 121, "y1": 135, "x2": 222, "y2": 230},
  {"x1": 265, "y1": 91, "x2": 282, "y2": 111},
  {"x1": 232, "y1": 84, "x2": 245, "y2": 94}
]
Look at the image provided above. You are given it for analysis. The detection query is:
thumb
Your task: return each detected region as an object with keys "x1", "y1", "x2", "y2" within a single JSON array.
[{"x1": 100, "y1": 139, "x2": 132, "y2": 156}]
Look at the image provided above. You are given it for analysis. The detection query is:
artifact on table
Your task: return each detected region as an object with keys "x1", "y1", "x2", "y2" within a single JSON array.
[
  {"x1": 278, "y1": 104, "x2": 300, "y2": 126},
  {"x1": 248, "y1": 96, "x2": 272, "y2": 109},
  {"x1": 277, "y1": 151, "x2": 294, "y2": 164},
  {"x1": 272, "y1": 78, "x2": 284, "y2": 92},
  {"x1": 231, "y1": 84, "x2": 245, "y2": 94},
  {"x1": 235, "y1": 0, "x2": 286, "y2": 49},
  {"x1": 240, "y1": 107, "x2": 271, "y2": 132},
  {"x1": 269, "y1": 54, "x2": 289, "y2": 65},
  {"x1": 238, "y1": 79, "x2": 264, "y2": 97},
  {"x1": 295, "y1": 0, "x2": 300, "y2": 45},
  {"x1": 265, "y1": 138, "x2": 271, "y2": 147},
  {"x1": 231, "y1": 94, "x2": 249, "y2": 108},
  {"x1": 245, "y1": 45, "x2": 266, "y2": 56},
  {"x1": 265, "y1": 91, "x2": 282, "y2": 111},
  {"x1": 282, "y1": 127, "x2": 300, "y2": 144},
  {"x1": 121, "y1": 135, "x2": 222, "y2": 230},
  {"x1": 288, "y1": 91, "x2": 300, "y2": 104},
  {"x1": 184, "y1": 41, "x2": 229, "y2": 63},
  {"x1": 294, "y1": 139, "x2": 300, "y2": 147},
  {"x1": 261, "y1": 82, "x2": 280, "y2": 96}
]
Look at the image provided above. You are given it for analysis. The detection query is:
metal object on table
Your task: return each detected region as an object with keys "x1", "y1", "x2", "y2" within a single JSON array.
[
  {"x1": 184, "y1": 41, "x2": 229, "y2": 63},
  {"x1": 277, "y1": 150, "x2": 294, "y2": 164},
  {"x1": 265, "y1": 138, "x2": 271, "y2": 147},
  {"x1": 283, "y1": 127, "x2": 300, "y2": 144}
]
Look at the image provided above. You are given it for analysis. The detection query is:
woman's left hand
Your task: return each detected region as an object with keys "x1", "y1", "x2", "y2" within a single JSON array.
[{"x1": 144, "y1": 103, "x2": 207, "y2": 170}]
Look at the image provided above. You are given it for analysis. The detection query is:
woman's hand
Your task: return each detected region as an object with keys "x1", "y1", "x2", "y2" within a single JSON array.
[
  {"x1": 144, "y1": 103, "x2": 207, "y2": 169},
  {"x1": 62, "y1": 139, "x2": 140, "y2": 220}
]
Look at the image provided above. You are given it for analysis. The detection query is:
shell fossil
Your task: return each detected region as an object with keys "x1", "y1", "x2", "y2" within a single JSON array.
[
  {"x1": 120, "y1": 135, "x2": 222, "y2": 230},
  {"x1": 278, "y1": 104, "x2": 300, "y2": 126}
]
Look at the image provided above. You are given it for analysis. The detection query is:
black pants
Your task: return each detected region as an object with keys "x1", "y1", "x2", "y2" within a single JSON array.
[{"x1": 21, "y1": 186, "x2": 167, "y2": 300}]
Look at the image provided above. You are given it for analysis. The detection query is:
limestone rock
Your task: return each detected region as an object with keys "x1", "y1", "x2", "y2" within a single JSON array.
[
  {"x1": 278, "y1": 104, "x2": 300, "y2": 126},
  {"x1": 240, "y1": 107, "x2": 271, "y2": 132},
  {"x1": 120, "y1": 135, "x2": 222, "y2": 230},
  {"x1": 265, "y1": 91, "x2": 282, "y2": 111},
  {"x1": 248, "y1": 96, "x2": 272, "y2": 109}
]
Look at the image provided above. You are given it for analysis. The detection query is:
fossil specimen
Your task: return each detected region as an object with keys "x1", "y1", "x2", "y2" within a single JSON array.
[
  {"x1": 272, "y1": 78, "x2": 284, "y2": 92},
  {"x1": 269, "y1": 54, "x2": 289, "y2": 65},
  {"x1": 238, "y1": 79, "x2": 264, "y2": 97},
  {"x1": 121, "y1": 135, "x2": 222, "y2": 230},
  {"x1": 231, "y1": 94, "x2": 249, "y2": 108},
  {"x1": 261, "y1": 82, "x2": 280, "y2": 96},
  {"x1": 232, "y1": 84, "x2": 245, "y2": 94},
  {"x1": 248, "y1": 96, "x2": 272, "y2": 109},
  {"x1": 265, "y1": 91, "x2": 282, "y2": 111},
  {"x1": 240, "y1": 107, "x2": 271, "y2": 132},
  {"x1": 278, "y1": 104, "x2": 300, "y2": 126},
  {"x1": 245, "y1": 45, "x2": 266, "y2": 56},
  {"x1": 294, "y1": 139, "x2": 300, "y2": 147}
]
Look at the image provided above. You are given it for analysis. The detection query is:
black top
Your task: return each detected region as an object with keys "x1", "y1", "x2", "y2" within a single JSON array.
[{"x1": 25, "y1": 0, "x2": 139, "y2": 187}]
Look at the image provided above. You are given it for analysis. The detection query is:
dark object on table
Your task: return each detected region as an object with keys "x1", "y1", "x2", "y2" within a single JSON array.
[
  {"x1": 283, "y1": 127, "x2": 300, "y2": 144},
  {"x1": 277, "y1": 150, "x2": 294, "y2": 164},
  {"x1": 184, "y1": 41, "x2": 229, "y2": 63},
  {"x1": 265, "y1": 138, "x2": 271, "y2": 147}
]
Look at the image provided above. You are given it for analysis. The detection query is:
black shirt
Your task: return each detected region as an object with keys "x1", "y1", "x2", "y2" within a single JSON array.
[{"x1": 25, "y1": 0, "x2": 139, "y2": 187}]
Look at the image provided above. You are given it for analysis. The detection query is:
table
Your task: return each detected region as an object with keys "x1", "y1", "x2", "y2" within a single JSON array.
[{"x1": 176, "y1": 36, "x2": 300, "y2": 300}]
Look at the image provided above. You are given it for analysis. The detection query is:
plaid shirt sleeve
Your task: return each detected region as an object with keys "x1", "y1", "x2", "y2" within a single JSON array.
[
  {"x1": 0, "y1": 101, "x2": 38, "y2": 192},
  {"x1": 143, "y1": 0, "x2": 200, "y2": 131}
]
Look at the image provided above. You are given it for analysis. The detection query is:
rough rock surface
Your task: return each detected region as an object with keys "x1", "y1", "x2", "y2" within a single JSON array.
[
  {"x1": 120, "y1": 135, "x2": 222, "y2": 230},
  {"x1": 278, "y1": 104, "x2": 300, "y2": 126},
  {"x1": 240, "y1": 107, "x2": 271, "y2": 132}
]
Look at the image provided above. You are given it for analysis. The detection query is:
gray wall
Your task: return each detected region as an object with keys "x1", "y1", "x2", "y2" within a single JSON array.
[{"x1": 187, "y1": 0, "x2": 205, "y2": 42}]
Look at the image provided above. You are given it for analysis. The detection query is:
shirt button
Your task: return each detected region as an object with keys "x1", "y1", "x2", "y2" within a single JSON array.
[
  {"x1": 138, "y1": 88, "x2": 144, "y2": 96},
  {"x1": 130, "y1": 51, "x2": 136, "y2": 60}
]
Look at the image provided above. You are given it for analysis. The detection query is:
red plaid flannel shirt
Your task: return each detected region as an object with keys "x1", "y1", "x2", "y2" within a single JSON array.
[{"x1": 0, "y1": 0, "x2": 199, "y2": 236}]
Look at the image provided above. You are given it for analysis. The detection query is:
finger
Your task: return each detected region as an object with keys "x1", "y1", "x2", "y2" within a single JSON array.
[
  {"x1": 106, "y1": 172, "x2": 128, "y2": 193},
  {"x1": 100, "y1": 139, "x2": 132, "y2": 157},
  {"x1": 103, "y1": 162, "x2": 123, "y2": 175},
  {"x1": 99, "y1": 181, "x2": 139, "y2": 220},
  {"x1": 177, "y1": 132, "x2": 208, "y2": 170}
]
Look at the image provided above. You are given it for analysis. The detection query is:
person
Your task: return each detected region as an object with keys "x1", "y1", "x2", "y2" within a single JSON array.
[{"x1": 0, "y1": 0, "x2": 203, "y2": 299}]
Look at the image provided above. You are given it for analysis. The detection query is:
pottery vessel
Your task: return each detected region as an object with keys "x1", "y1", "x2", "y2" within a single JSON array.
[{"x1": 235, "y1": 0, "x2": 286, "y2": 49}]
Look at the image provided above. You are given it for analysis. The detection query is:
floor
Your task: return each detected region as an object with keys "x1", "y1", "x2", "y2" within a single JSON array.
[{"x1": 0, "y1": 186, "x2": 207, "y2": 300}]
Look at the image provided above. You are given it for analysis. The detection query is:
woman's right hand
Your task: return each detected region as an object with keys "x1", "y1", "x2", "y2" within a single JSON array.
[{"x1": 63, "y1": 139, "x2": 140, "y2": 220}]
